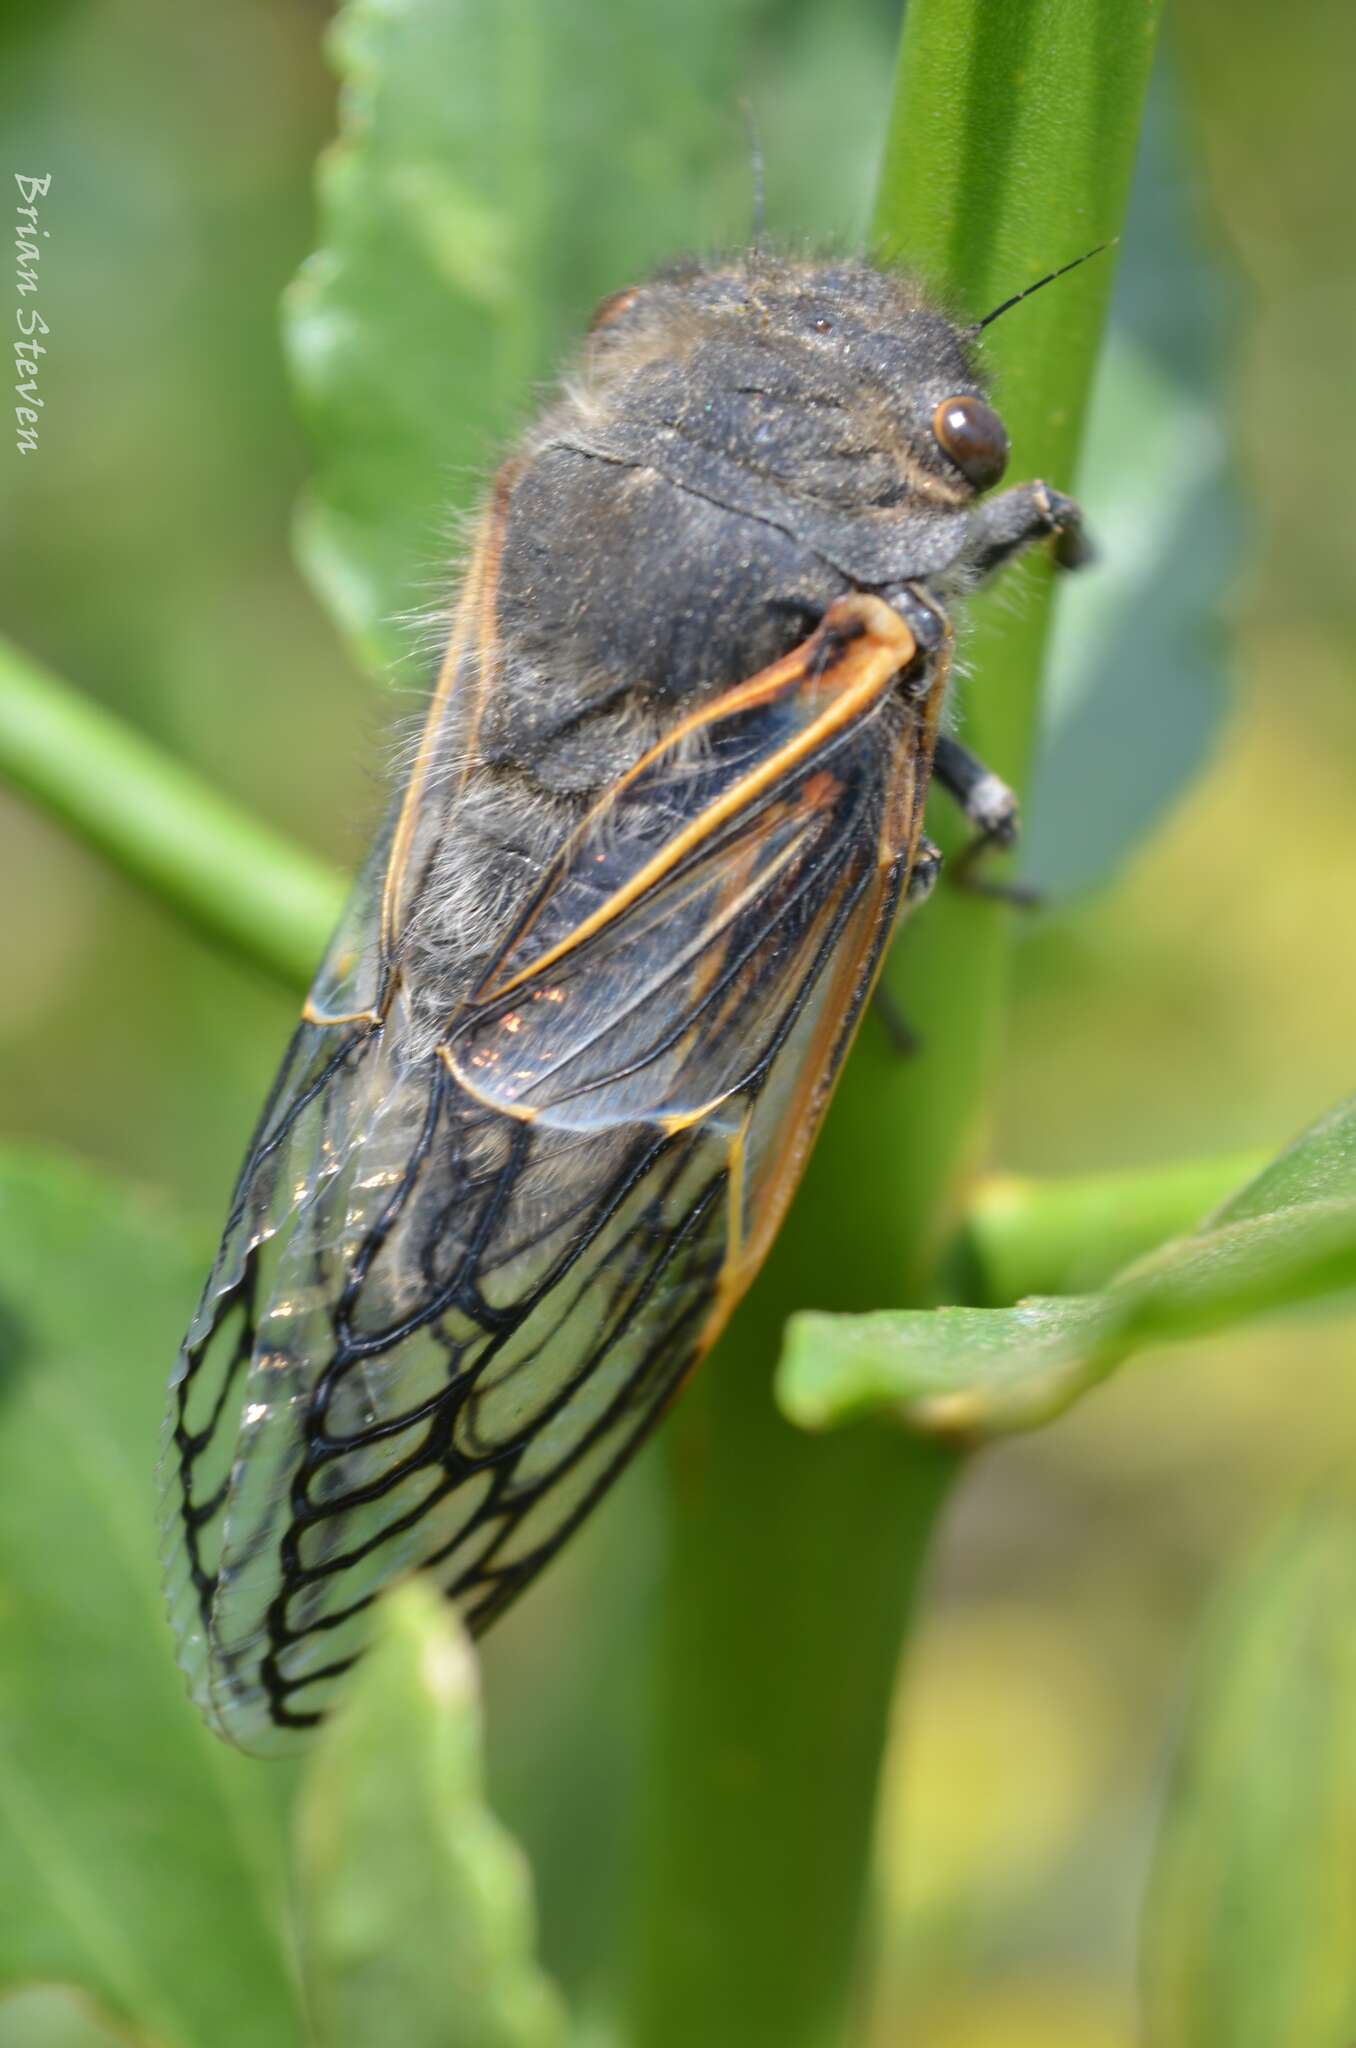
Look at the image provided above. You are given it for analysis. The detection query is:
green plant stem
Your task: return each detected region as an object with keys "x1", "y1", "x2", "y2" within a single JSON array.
[
  {"x1": 0, "y1": 636, "x2": 342, "y2": 992},
  {"x1": 625, "y1": 7, "x2": 1162, "y2": 2045},
  {"x1": 870, "y1": 0, "x2": 1167, "y2": 1278}
]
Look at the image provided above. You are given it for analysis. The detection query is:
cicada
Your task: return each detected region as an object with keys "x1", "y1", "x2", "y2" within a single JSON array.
[{"x1": 162, "y1": 253, "x2": 1088, "y2": 1752}]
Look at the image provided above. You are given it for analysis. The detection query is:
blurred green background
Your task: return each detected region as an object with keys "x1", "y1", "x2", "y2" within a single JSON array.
[{"x1": 3, "y1": 0, "x2": 1355, "y2": 2042}]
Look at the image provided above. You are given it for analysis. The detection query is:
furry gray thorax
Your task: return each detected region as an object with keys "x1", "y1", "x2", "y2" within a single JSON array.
[{"x1": 399, "y1": 255, "x2": 976, "y2": 1048}]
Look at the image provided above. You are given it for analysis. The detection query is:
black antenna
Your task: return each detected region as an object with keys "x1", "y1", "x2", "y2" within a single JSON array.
[
  {"x1": 975, "y1": 239, "x2": 1117, "y2": 330},
  {"x1": 739, "y1": 98, "x2": 766, "y2": 250}
]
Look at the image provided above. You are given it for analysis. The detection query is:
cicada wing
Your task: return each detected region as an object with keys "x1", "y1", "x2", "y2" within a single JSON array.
[
  {"x1": 160, "y1": 1013, "x2": 371, "y2": 1735},
  {"x1": 447, "y1": 595, "x2": 922, "y2": 1127},
  {"x1": 160, "y1": 493, "x2": 513, "y2": 1747},
  {"x1": 162, "y1": 593, "x2": 932, "y2": 1754},
  {"x1": 159, "y1": 798, "x2": 402, "y2": 1741},
  {"x1": 165, "y1": 1017, "x2": 731, "y2": 1753}
]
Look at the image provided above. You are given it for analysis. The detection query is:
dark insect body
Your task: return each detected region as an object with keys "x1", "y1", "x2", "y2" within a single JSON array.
[{"x1": 162, "y1": 252, "x2": 1088, "y2": 1753}]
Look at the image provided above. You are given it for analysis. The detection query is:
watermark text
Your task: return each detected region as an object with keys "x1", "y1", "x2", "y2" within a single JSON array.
[{"x1": 15, "y1": 172, "x2": 50, "y2": 455}]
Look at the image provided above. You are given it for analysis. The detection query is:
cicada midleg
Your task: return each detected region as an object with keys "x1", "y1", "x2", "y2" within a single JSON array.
[{"x1": 162, "y1": 253, "x2": 1087, "y2": 1752}]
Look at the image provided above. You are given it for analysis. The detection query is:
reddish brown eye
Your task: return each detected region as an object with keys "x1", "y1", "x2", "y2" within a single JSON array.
[{"x1": 932, "y1": 394, "x2": 1009, "y2": 491}]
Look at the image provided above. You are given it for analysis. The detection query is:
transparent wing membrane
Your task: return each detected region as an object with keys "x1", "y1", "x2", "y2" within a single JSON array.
[{"x1": 160, "y1": 590, "x2": 931, "y2": 1752}]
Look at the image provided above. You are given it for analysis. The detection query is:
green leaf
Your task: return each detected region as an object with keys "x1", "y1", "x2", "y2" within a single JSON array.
[
  {"x1": 1141, "y1": 1505, "x2": 1356, "y2": 2047},
  {"x1": 287, "y1": 0, "x2": 872, "y2": 675},
  {"x1": 0, "y1": 1986, "x2": 155, "y2": 2048},
  {"x1": 964, "y1": 1150, "x2": 1271, "y2": 1303},
  {"x1": 777, "y1": 1093, "x2": 1356, "y2": 1439},
  {"x1": 296, "y1": 1580, "x2": 565, "y2": 2048},
  {"x1": 0, "y1": 1151, "x2": 301, "y2": 2048}
]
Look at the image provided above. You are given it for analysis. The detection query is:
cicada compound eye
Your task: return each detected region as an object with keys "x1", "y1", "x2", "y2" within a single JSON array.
[{"x1": 932, "y1": 394, "x2": 1009, "y2": 492}]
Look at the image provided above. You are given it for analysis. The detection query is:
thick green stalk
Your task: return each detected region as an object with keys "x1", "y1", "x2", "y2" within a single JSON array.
[
  {"x1": 625, "y1": 7, "x2": 1162, "y2": 2046},
  {"x1": 871, "y1": 0, "x2": 1167, "y2": 1273},
  {"x1": 0, "y1": 637, "x2": 342, "y2": 991}
]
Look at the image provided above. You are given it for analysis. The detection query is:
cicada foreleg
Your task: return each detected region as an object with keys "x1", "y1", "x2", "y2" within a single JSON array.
[
  {"x1": 959, "y1": 479, "x2": 1092, "y2": 582},
  {"x1": 919, "y1": 479, "x2": 1090, "y2": 905},
  {"x1": 930, "y1": 734, "x2": 1041, "y2": 908}
]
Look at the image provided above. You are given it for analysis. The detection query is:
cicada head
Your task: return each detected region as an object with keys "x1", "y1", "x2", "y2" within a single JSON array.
[{"x1": 577, "y1": 253, "x2": 1009, "y2": 520}]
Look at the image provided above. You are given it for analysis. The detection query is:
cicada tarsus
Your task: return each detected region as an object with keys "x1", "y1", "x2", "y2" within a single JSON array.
[{"x1": 162, "y1": 252, "x2": 1090, "y2": 1753}]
